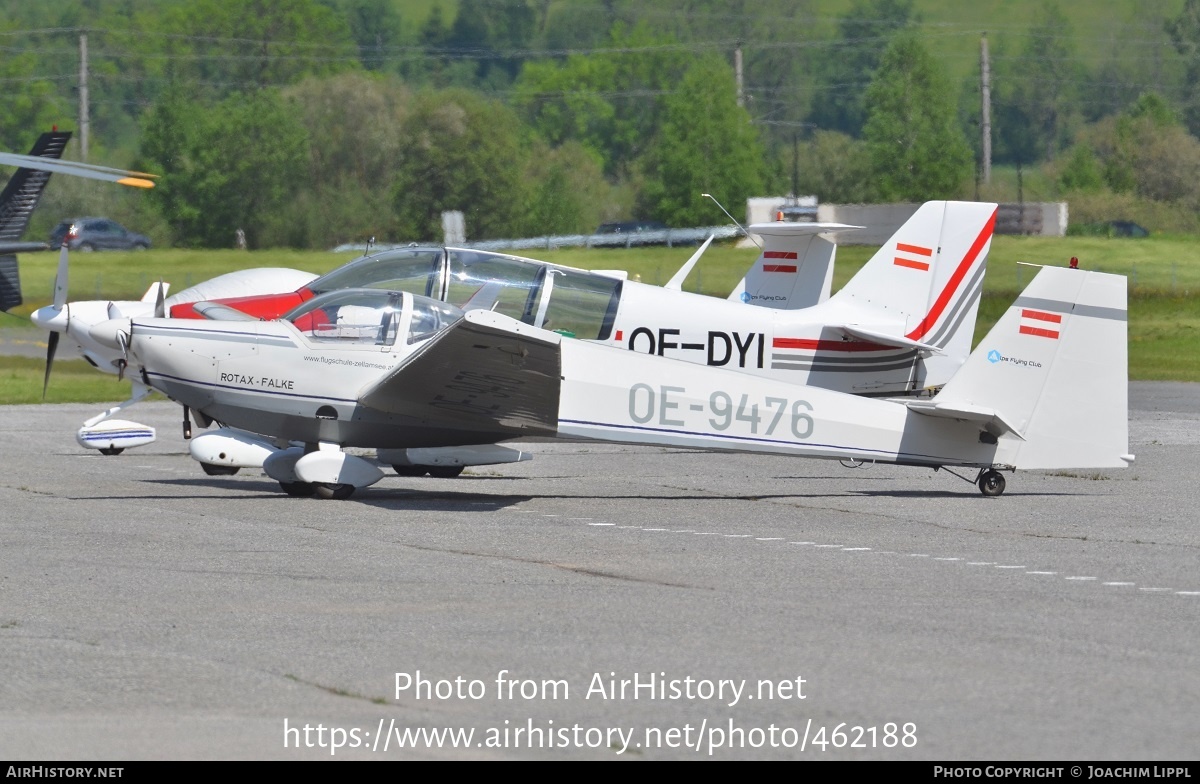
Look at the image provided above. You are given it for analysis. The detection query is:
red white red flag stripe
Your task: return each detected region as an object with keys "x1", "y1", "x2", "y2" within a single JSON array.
[
  {"x1": 1019, "y1": 309, "x2": 1061, "y2": 339},
  {"x1": 894, "y1": 242, "x2": 933, "y2": 271}
]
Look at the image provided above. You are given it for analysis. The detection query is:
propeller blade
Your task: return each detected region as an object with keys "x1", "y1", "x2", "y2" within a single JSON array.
[
  {"x1": 154, "y1": 280, "x2": 165, "y2": 318},
  {"x1": 107, "y1": 301, "x2": 120, "y2": 320},
  {"x1": 42, "y1": 331, "x2": 59, "y2": 400},
  {"x1": 52, "y1": 240, "x2": 69, "y2": 309}
]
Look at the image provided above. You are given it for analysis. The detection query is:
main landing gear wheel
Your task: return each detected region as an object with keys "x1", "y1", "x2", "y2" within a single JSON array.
[
  {"x1": 392, "y1": 464, "x2": 426, "y2": 477},
  {"x1": 314, "y1": 482, "x2": 356, "y2": 500},
  {"x1": 426, "y1": 465, "x2": 465, "y2": 479},
  {"x1": 99, "y1": 447, "x2": 124, "y2": 456},
  {"x1": 978, "y1": 469, "x2": 1006, "y2": 497},
  {"x1": 280, "y1": 481, "x2": 316, "y2": 497},
  {"x1": 201, "y1": 463, "x2": 240, "y2": 476}
]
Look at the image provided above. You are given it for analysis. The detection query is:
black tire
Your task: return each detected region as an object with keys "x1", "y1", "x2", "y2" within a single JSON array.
[
  {"x1": 426, "y1": 465, "x2": 465, "y2": 479},
  {"x1": 392, "y1": 464, "x2": 427, "y2": 477},
  {"x1": 201, "y1": 463, "x2": 240, "y2": 476},
  {"x1": 280, "y1": 481, "x2": 316, "y2": 497},
  {"x1": 313, "y1": 482, "x2": 355, "y2": 500},
  {"x1": 978, "y1": 470, "x2": 1006, "y2": 497},
  {"x1": 98, "y1": 447, "x2": 124, "y2": 456}
]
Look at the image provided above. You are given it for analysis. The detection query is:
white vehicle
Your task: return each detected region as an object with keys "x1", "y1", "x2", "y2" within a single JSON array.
[{"x1": 92, "y1": 262, "x2": 1131, "y2": 499}]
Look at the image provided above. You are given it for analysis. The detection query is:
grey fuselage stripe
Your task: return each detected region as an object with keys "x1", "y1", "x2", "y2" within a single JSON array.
[{"x1": 1013, "y1": 296, "x2": 1126, "y2": 322}]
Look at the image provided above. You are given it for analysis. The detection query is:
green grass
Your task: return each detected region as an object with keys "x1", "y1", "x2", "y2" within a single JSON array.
[
  {"x1": 1, "y1": 356, "x2": 137, "y2": 405},
  {"x1": 5, "y1": 233, "x2": 1200, "y2": 405}
]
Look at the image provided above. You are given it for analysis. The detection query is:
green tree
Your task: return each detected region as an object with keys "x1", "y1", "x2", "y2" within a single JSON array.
[
  {"x1": 862, "y1": 32, "x2": 971, "y2": 200},
  {"x1": 993, "y1": 2, "x2": 1080, "y2": 164},
  {"x1": 637, "y1": 55, "x2": 766, "y2": 227},
  {"x1": 1167, "y1": 0, "x2": 1200, "y2": 135},
  {"x1": 793, "y1": 130, "x2": 874, "y2": 204},
  {"x1": 279, "y1": 71, "x2": 414, "y2": 246},
  {"x1": 522, "y1": 140, "x2": 609, "y2": 235},
  {"x1": 807, "y1": 0, "x2": 916, "y2": 138},
  {"x1": 1058, "y1": 145, "x2": 1105, "y2": 193},
  {"x1": 1087, "y1": 94, "x2": 1200, "y2": 204},
  {"x1": 141, "y1": 88, "x2": 309, "y2": 248},
  {"x1": 513, "y1": 22, "x2": 690, "y2": 178},
  {"x1": 391, "y1": 89, "x2": 529, "y2": 241},
  {"x1": 156, "y1": 0, "x2": 358, "y2": 94}
]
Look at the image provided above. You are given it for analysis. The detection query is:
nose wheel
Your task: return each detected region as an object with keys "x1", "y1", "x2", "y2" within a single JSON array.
[{"x1": 977, "y1": 469, "x2": 1006, "y2": 497}]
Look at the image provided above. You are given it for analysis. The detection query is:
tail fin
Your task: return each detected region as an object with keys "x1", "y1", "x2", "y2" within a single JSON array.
[
  {"x1": 0, "y1": 130, "x2": 71, "y2": 243},
  {"x1": 727, "y1": 221, "x2": 863, "y2": 310},
  {"x1": 911, "y1": 266, "x2": 1131, "y2": 470},
  {"x1": 830, "y1": 201, "x2": 996, "y2": 360},
  {"x1": 0, "y1": 130, "x2": 71, "y2": 312}
]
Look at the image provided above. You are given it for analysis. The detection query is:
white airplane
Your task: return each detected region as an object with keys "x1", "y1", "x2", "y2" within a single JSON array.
[
  {"x1": 36, "y1": 200, "x2": 996, "y2": 470},
  {"x1": 173, "y1": 200, "x2": 995, "y2": 399},
  {"x1": 89, "y1": 261, "x2": 1131, "y2": 499},
  {"x1": 31, "y1": 243, "x2": 317, "y2": 459}
]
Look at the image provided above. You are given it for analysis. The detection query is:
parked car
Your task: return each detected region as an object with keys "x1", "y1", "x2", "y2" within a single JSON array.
[
  {"x1": 1068, "y1": 220, "x2": 1150, "y2": 238},
  {"x1": 49, "y1": 217, "x2": 151, "y2": 251}
]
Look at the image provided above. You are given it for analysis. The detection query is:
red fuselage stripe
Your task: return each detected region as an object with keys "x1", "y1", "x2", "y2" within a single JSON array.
[{"x1": 773, "y1": 337, "x2": 891, "y2": 352}]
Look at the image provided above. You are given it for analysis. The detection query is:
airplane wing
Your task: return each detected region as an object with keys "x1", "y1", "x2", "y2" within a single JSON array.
[
  {"x1": 357, "y1": 310, "x2": 562, "y2": 441},
  {"x1": 0, "y1": 152, "x2": 157, "y2": 188}
]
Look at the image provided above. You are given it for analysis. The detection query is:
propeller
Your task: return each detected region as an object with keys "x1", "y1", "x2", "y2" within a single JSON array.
[
  {"x1": 154, "y1": 279, "x2": 165, "y2": 318},
  {"x1": 41, "y1": 241, "x2": 71, "y2": 399}
]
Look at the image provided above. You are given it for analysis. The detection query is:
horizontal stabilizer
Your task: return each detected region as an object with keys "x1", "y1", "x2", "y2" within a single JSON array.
[
  {"x1": 905, "y1": 399, "x2": 1025, "y2": 439},
  {"x1": 836, "y1": 324, "x2": 944, "y2": 354}
]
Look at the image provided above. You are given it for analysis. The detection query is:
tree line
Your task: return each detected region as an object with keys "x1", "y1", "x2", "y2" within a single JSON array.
[{"x1": 5, "y1": 0, "x2": 1200, "y2": 248}]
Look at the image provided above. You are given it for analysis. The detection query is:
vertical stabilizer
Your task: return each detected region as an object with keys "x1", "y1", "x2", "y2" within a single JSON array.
[
  {"x1": 0, "y1": 130, "x2": 71, "y2": 242},
  {"x1": 922, "y1": 266, "x2": 1130, "y2": 469},
  {"x1": 831, "y1": 201, "x2": 996, "y2": 355},
  {"x1": 728, "y1": 222, "x2": 862, "y2": 309}
]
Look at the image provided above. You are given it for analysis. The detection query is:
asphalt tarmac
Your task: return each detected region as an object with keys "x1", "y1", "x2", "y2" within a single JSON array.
[{"x1": 0, "y1": 384, "x2": 1196, "y2": 760}]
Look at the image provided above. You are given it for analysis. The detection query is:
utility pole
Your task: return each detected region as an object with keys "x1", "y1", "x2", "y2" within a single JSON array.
[
  {"x1": 980, "y1": 33, "x2": 991, "y2": 185},
  {"x1": 734, "y1": 42, "x2": 744, "y2": 108},
  {"x1": 79, "y1": 32, "x2": 89, "y2": 161}
]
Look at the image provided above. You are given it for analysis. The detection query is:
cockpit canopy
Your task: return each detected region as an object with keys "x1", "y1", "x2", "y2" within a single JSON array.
[
  {"x1": 307, "y1": 247, "x2": 622, "y2": 341},
  {"x1": 282, "y1": 288, "x2": 462, "y2": 347}
]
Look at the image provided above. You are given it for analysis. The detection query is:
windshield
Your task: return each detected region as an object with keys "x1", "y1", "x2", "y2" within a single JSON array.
[
  {"x1": 309, "y1": 248, "x2": 444, "y2": 298},
  {"x1": 284, "y1": 288, "x2": 463, "y2": 347},
  {"x1": 300, "y1": 247, "x2": 621, "y2": 341}
]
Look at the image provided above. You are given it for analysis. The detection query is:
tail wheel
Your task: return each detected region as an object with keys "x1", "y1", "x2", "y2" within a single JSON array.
[{"x1": 978, "y1": 470, "x2": 1006, "y2": 497}]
